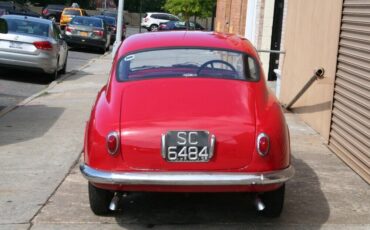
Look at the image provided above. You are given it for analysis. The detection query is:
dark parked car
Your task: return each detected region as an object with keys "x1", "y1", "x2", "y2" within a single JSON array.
[
  {"x1": 41, "y1": 4, "x2": 65, "y2": 22},
  {"x1": 0, "y1": 1, "x2": 40, "y2": 18},
  {"x1": 159, "y1": 21, "x2": 205, "y2": 31},
  {"x1": 100, "y1": 10, "x2": 117, "y2": 19},
  {"x1": 64, "y1": 16, "x2": 111, "y2": 53},
  {"x1": 93, "y1": 15, "x2": 126, "y2": 44}
]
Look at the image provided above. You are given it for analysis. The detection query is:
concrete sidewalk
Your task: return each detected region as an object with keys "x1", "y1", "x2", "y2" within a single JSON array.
[
  {"x1": 0, "y1": 54, "x2": 113, "y2": 229},
  {"x1": 0, "y1": 52, "x2": 369, "y2": 229}
]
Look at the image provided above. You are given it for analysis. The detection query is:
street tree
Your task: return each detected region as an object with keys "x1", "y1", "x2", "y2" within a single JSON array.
[{"x1": 164, "y1": 0, "x2": 215, "y2": 20}]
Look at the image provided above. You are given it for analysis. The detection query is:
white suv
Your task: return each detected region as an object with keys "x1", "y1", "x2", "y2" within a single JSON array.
[{"x1": 141, "y1": 12, "x2": 179, "y2": 32}]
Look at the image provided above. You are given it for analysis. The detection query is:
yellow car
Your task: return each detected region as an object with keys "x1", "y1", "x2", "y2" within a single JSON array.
[{"x1": 60, "y1": 8, "x2": 87, "y2": 28}]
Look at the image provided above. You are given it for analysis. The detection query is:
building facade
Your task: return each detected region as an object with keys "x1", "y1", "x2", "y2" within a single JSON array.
[{"x1": 215, "y1": 0, "x2": 370, "y2": 183}]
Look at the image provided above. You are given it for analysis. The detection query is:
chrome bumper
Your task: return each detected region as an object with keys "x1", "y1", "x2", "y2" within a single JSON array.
[{"x1": 80, "y1": 164, "x2": 294, "y2": 186}]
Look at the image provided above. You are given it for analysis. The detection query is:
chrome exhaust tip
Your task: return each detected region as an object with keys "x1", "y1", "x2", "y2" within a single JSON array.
[
  {"x1": 109, "y1": 193, "x2": 120, "y2": 211},
  {"x1": 255, "y1": 196, "x2": 265, "y2": 211}
]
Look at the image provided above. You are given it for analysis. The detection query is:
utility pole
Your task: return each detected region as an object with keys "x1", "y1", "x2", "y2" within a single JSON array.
[
  {"x1": 139, "y1": 0, "x2": 142, "y2": 33},
  {"x1": 112, "y1": 0, "x2": 124, "y2": 56}
]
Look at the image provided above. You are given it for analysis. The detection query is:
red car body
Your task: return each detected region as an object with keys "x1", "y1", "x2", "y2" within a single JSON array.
[{"x1": 80, "y1": 31, "x2": 294, "y2": 217}]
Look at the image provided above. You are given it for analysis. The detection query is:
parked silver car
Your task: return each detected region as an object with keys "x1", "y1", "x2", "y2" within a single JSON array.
[
  {"x1": 64, "y1": 16, "x2": 110, "y2": 54},
  {"x1": 0, "y1": 15, "x2": 68, "y2": 81}
]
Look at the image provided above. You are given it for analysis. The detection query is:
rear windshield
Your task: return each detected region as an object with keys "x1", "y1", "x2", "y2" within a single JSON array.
[
  {"x1": 63, "y1": 9, "x2": 80, "y2": 15},
  {"x1": 70, "y1": 17, "x2": 103, "y2": 28},
  {"x1": 96, "y1": 16, "x2": 115, "y2": 26},
  {"x1": 5, "y1": 18, "x2": 50, "y2": 37},
  {"x1": 117, "y1": 48, "x2": 259, "y2": 81}
]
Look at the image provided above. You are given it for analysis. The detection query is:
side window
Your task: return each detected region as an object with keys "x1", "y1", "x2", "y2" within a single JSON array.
[
  {"x1": 151, "y1": 14, "x2": 160, "y2": 19},
  {"x1": 169, "y1": 15, "x2": 178, "y2": 21},
  {"x1": 245, "y1": 56, "x2": 259, "y2": 80},
  {"x1": 160, "y1": 14, "x2": 170, "y2": 20}
]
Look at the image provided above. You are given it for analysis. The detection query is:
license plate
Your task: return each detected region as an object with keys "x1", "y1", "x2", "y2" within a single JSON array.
[
  {"x1": 9, "y1": 42, "x2": 22, "y2": 49},
  {"x1": 80, "y1": 31, "x2": 88, "y2": 37},
  {"x1": 162, "y1": 131, "x2": 215, "y2": 162}
]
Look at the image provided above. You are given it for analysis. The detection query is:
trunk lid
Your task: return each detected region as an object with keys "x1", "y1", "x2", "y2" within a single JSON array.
[
  {"x1": 120, "y1": 78, "x2": 256, "y2": 171},
  {"x1": 0, "y1": 33, "x2": 49, "y2": 55}
]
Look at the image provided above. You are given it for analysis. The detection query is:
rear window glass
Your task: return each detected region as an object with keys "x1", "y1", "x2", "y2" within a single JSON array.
[
  {"x1": 63, "y1": 9, "x2": 80, "y2": 15},
  {"x1": 117, "y1": 48, "x2": 259, "y2": 81},
  {"x1": 71, "y1": 17, "x2": 103, "y2": 28},
  {"x1": 5, "y1": 19, "x2": 50, "y2": 37}
]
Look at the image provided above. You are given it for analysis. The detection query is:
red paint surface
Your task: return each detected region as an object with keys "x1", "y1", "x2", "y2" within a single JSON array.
[{"x1": 83, "y1": 31, "x2": 291, "y2": 192}]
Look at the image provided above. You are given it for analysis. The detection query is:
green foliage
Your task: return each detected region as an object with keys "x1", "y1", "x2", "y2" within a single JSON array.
[{"x1": 164, "y1": 0, "x2": 215, "y2": 20}]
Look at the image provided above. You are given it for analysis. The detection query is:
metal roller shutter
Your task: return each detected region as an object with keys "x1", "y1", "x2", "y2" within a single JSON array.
[{"x1": 329, "y1": 0, "x2": 370, "y2": 183}]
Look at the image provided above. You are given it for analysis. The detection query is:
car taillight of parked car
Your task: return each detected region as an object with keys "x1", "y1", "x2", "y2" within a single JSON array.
[
  {"x1": 144, "y1": 18, "x2": 148, "y2": 22},
  {"x1": 159, "y1": 24, "x2": 167, "y2": 30},
  {"x1": 33, "y1": 41, "x2": 53, "y2": 50},
  {"x1": 93, "y1": 30, "x2": 104, "y2": 37},
  {"x1": 106, "y1": 131, "x2": 119, "y2": 155},
  {"x1": 257, "y1": 133, "x2": 270, "y2": 157},
  {"x1": 65, "y1": 26, "x2": 75, "y2": 35},
  {"x1": 42, "y1": 9, "x2": 48, "y2": 15}
]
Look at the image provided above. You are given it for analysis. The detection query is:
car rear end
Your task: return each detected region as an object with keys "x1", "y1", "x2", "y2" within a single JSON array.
[
  {"x1": 42, "y1": 5, "x2": 65, "y2": 22},
  {"x1": 65, "y1": 16, "x2": 107, "y2": 51},
  {"x1": 0, "y1": 15, "x2": 59, "y2": 74},
  {"x1": 60, "y1": 8, "x2": 81, "y2": 28}
]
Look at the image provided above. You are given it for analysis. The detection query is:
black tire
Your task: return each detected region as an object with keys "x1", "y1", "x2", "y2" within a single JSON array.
[
  {"x1": 47, "y1": 58, "x2": 59, "y2": 82},
  {"x1": 149, "y1": 24, "x2": 158, "y2": 32},
  {"x1": 60, "y1": 52, "x2": 68, "y2": 75},
  {"x1": 105, "y1": 44, "x2": 110, "y2": 52},
  {"x1": 88, "y1": 183, "x2": 113, "y2": 215},
  {"x1": 259, "y1": 184, "x2": 285, "y2": 218},
  {"x1": 99, "y1": 47, "x2": 106, "y2": 54}
]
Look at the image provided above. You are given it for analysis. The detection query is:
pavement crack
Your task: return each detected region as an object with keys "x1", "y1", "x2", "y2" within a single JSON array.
[{"x1": 27, "y1": 151, "x2": 83, "y2": 230}]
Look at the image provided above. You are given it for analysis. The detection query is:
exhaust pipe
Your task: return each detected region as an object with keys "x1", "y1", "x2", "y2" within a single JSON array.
[
  {"x1": 284, "y1": 67, "x2": 325, "y2": 110},
  {"x1": 255, "y1": 196, "x2": 265, "y2": 211},
  {"x1": 109, "y1": 193, "x2": 120, "y2": 211}
]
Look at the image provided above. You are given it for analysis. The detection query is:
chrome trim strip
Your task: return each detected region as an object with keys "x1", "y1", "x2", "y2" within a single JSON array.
[
  {"x1": 209, "y1": 134, "x2": 216, "y2": 159},
  {"x1": 161, "y1": 134, "x2": 166, "y2": 159},
  {"x1": 80, "y1": 164, "x2": 294, "y2": 186}
]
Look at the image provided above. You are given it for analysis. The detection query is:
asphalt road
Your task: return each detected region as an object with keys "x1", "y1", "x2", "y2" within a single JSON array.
[{"x1": 0, "y1": 49, "x2": 103, "y2": 112}]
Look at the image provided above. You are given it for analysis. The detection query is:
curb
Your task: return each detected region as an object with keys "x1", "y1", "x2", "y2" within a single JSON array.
[{"x1": 0, "y1": 52, "x2": 110, "y2": 119}]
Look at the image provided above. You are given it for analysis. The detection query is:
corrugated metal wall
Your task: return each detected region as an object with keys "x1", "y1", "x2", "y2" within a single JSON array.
[{"x1": 329, "y1": 0, "x2": 370, "y2": 183}]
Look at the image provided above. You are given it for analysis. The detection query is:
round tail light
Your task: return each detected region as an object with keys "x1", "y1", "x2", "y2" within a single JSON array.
[
  {"x1": 106, "y1": 131, "x2": 119, "y2": 155},
  {"x1": 257, "y1": 133, "x2": 270, "y2": 157}
]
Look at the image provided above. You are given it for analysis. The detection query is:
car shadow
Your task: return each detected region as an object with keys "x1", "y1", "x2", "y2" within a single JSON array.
[
  {"x1": 68, "y1": 46, "x2": 111, "y2": 55},
  {"x1": 0, "y1": 105, "x2": 64, "y2": 146},
  {"x1": 112, "y1": 156, "x2": 329, "y2": 228},
  {"x1": 0, "y1": 69, "x2": 50, "y2": 85}
]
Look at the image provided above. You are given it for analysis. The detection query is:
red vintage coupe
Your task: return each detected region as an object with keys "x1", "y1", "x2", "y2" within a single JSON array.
[{"x1": 80, "y1": 31, "x2": 294, "y2": 217}]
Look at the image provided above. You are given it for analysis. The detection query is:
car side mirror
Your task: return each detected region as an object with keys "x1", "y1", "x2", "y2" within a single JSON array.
[{"x1": 0, "y1": 18, "x2": 8, "y2": 34}]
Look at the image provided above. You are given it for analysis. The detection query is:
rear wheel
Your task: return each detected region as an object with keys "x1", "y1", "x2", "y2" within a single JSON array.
[
  {"x1": 60, "y1": 52, "x2": 68, "y2": 75},
  {"x1": 88, "y1": 183, "x2": 113, "y2": 215},
  {"x1": 47, "y1": 58, "x2": 59, "y2": 82},
  {"x1": 149, "y1": 24, "x2": 158, "y2": 32},
  {"x1": 258, "y1": 184, "x2": 285, "y2": 218}
]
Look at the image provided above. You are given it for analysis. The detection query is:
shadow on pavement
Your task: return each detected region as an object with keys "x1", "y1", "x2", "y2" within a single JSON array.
[
  {"x1": 0, "y1": 105, "x2": 64, "y2": 146},
  {"x1": 69, "y1": 46, "x2": 109, "y2": 55},
  {"x1": 113, "y1": 156, "x2": 329, "y2": 228},
  {"x1": 0, "y1": 69, "x2": 50, "y2": 85}
]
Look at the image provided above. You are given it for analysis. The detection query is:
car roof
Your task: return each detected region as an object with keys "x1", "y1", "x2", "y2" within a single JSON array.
[
  {"x1": 2, "y1": 14, "x2": 52, "y2": 25},
  {"x1": 118, "y1": 31, "x2": 258, "y2": 57},
  {"x1": 63, "y1": 7, "x2": 82, "y2": 11}
]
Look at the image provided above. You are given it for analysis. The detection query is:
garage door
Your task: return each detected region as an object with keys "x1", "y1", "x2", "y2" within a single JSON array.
[{"x1": 329, "y1": 0, "x2": 370, "y2": 183}]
